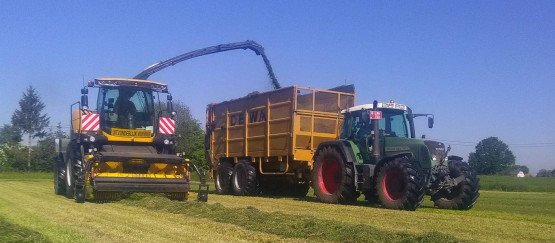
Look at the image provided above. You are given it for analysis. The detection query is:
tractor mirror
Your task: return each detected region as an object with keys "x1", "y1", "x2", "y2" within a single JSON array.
[
  {"x1": 81, "y1": 93, "x2": 88, "y2": 109},
  {"x1": 428, "y1": 117, "x2": 434, "y2": 128},
  {"x1": 361, "y1": 110, "x2": 370, "y2": 123}
]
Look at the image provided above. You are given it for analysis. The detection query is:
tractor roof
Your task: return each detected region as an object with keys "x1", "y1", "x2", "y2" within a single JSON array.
[
  {"x1": 94, "y1": 78, "x2": 168, "y2": 92},
  {"x1": 342, "y1": 101, "x2": 408, "y2": 113}
]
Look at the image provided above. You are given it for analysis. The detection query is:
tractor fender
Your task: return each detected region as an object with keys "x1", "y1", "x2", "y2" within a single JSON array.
[{"x1": 314, "y1": 140, "x2": 357, "y2": 165}]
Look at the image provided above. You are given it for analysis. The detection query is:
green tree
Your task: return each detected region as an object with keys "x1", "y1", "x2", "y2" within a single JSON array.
[
  {"x1": 469, "y1": 137, "x2": 515, "y2": 175},
  {"x1": 11, "y1": 86, "x2": 50, "y2": 171},
  {"x1": 0, "y1": 124, "x2": 22, "y2": 144},
  {"x1": 172, "y1": 101, "x2": 207, "y2": 169}
]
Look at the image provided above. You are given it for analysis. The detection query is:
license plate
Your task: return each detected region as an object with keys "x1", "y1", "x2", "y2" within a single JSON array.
[{"x1": 111, "y1": 128, "x2": 152, "y2": 138}]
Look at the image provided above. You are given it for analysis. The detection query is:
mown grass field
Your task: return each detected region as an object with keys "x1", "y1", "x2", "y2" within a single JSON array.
[{"x1": 0, "y1": 174, "x2": 554, "y2": 242}]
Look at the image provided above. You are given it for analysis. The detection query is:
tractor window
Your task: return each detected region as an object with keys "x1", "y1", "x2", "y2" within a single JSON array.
[{"x1": 379, "y1": 110, "x2": 409, "y2": 138}]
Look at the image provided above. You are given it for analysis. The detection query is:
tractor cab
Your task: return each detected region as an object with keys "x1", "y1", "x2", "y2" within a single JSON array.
[
  {"x1": 79, "y1": 78, "x2": 175, "y2": 142},
  {"x1": 340, "y1": 101, "x2": 436, "y2": 166}
]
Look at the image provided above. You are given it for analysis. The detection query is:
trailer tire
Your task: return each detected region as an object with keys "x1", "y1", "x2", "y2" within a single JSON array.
[
  {"x1": 312, "y1": 146, "x2": 358, "y2": 204},
  {"x1": 232, "y1": 161, "x2": 259, "y2": 196},
  {"x1": 376, "y1": 157, "x2": 424, "y2": 210},
  {"x1": 215, "y1": 161, "x2": 234, "y2": 194},
  {"x1": 54, "y1": 155, "x2": 66, "y2": 195},
  {"x1": 432, "y1": 160, "x2": 480, "y2": 210}
]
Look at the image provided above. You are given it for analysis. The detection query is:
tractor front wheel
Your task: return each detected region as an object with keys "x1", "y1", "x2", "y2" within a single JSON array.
[
  {"x1": 432, "y1": 160, "x2": 479, "y2": 210},
  {"x1": 312, "y1": 146, "x2": 358, "y2": 204},
  {"x1": 376, "y1": 157, "x2": 424, "y2": 210}
]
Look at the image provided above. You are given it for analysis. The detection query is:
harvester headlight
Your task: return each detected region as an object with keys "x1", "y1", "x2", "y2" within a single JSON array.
[
  {"x1": 164, "y1": 139, "x2": 170, "y2": 145},
  {"x1": 89, "y1": 136, "x2": 96, "y2": 142}
]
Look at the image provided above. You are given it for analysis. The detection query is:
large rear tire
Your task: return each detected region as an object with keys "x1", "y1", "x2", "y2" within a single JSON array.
[
  {"x1": 232, "y1": 161, "x2": 259, "y2": 195},
  {"x1": 54, "y1": 155, "x2": 66, "y2": 195},
  {"x1": 64, "y1": 154, "x2": 75, "y2": 199},
  {"x1": 312, "y1": 146, "x2": 358, "y2": 204},
  {"x1": 215, "y1": 161, "x2": 234, "y2": 194},
  {"x1": 376, "y1": 157, "x2": 424, "y2": 210},
  {"x1": 432, "y1": 160, "x2": 480, "y2": 210}
]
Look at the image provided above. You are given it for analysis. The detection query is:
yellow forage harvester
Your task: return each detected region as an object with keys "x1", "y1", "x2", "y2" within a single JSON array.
[{"x1": 53, "y1": 78, "x2": 208, "y2": 203}]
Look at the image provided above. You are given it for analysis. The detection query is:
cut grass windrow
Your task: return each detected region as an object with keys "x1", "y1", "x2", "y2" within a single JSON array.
[
  {"x1": 120, "y1": 194, "x2": 460, "y2": 243},
  {"x1": 0, "y1": 216, "x2": 50, "y2": 243}
]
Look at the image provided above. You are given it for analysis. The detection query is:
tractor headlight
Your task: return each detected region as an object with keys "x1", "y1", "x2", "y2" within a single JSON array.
[
  {"x1": 89, "y1": 135, "x2": 96, "y2": 142},
  {"x1": 164, "y1": 139, "x2": 170, "y2": 145}
]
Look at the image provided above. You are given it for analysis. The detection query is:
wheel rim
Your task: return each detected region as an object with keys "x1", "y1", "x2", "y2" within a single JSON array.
[
  {"x1": 66, "y1": 162, "x2": 72, "y2": 187},
  {"x1": 318, "y1": 158, "x2": 341, "y2": 195},
  {"x1": 381, "y1": 167, "x2": 406, "y2": 201}
]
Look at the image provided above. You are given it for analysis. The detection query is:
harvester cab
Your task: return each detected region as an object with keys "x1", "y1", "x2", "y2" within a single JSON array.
[
  {"x1": 54, "y1": 78, "x2": 209, "y2": 203},
  {"x1": 312, "y1": 100, "x2": 479, "y2": 210}
]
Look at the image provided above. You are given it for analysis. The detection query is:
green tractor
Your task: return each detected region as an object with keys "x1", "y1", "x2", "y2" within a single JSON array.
[{"x1": 312, "y1": 100, "x2": 479, "y2": 210}]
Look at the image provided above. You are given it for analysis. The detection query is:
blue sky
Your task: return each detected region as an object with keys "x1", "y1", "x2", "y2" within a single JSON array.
[{"x1": 0, "y1": 1, "x2": 553, "y2": 173}]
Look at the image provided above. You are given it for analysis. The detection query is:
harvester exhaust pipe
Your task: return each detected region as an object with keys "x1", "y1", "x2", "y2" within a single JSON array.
[{"x1": 372, "y1": 100, "x2": 381, "y2": 161}]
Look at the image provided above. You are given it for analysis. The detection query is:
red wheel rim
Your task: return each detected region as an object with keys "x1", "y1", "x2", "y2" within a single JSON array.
[
  {"x1": 318, "y1": 158, "x2": 341, "y2": 195},
  {"x1": 381, "y1": 167, "x2": 406, "y2": 201}
]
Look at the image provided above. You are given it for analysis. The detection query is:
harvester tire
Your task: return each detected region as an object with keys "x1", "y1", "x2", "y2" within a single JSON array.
[
  {"x1": 64, "y1": 156, "x2": 75, "y2": 199},
  {"x1": 54, "y1": 155, "x2": 66, "y2": 195},
  {"x1": 215, "y1": 161, "x2": 233, "y2": 194},
  {"x1": 432, "y1": 160, "x2": 480, "y2": 210},
  {"x1": 376, "y1": 157, "x2": 424, "y2": 210},
  {"x1": 232, "y1": 161, "x2": 259, "y2": 196},
  {"x1": 312, "y1": 146, "x2": 358, "y2": 204}
]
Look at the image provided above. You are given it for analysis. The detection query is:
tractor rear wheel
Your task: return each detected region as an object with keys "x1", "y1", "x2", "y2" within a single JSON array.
[
  {"x1": 432, "y1": 160, "x2": 479, "y2": 210},
  {"x1": 376, "y1": 157, "x2": 424, "y2": 210},
  {"x1": 215, "y1": 161, "x2": 233, "y2": 194},
  {"x1": 232, "y1": 161, "x2": 259, "y2": 195},
  {"x1": 64, "y1": 155, "x2": 75, "y2": 199},
  {"x1": 54, "y1": 155, "x2": 66, "y2": 195},
  {"x1": 312, "y1": 146, "x2": 358, "y2": 204}
]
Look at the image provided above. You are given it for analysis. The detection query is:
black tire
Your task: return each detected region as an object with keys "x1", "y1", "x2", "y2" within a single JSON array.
[
  {"x1": 54, "y1": 155, "x2": 66, "y2": 195},
  {"x1": 375, "y1": 157, "x2": 424, "y2": 210},
  {"x1": 232, "y1": 161, "x2": 259, "y2": 195},
  {"x1": 432, "y1": 160, "x2": 480, "y2": 210},
  {"x1": 215, "y1": 161, "x2": 233, "y2": 194},
  {"x1": 64, "y1": 153, "x2": 75, "y2": 199},
  {"x1": 312, "y1": 146, "x2": 358, "y2": 204}
]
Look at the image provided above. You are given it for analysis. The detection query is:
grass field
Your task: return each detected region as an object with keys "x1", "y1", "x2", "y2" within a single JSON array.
[
  {"x1": 479, "y1": 175, "x2": 555, "y2": 192},
  {"x1": 0, "y1": 174, "x2": 554, "y2": 242}
]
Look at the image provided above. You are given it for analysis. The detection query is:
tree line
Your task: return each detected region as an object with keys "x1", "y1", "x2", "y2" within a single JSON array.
[{"x1": 0, "y1": 86, "x2": 207, "y2": 172}]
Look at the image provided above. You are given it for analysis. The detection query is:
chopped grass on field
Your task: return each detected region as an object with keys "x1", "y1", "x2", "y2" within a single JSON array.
[
  {"x1": 479, "y1": 175, "x2": 555, "y2": 192},
  {"x1": 120, "y1": 193, "x2": 460, "y2": 243},
  {"x1": 0, "y1": 172, "x2": 52, "y2": 180},
  {"x1": 0, "y1": 216, "x2": 50, "y2": 243}
]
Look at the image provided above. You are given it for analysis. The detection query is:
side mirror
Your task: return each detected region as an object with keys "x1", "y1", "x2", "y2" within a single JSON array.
[
  {"x1": 361, "y1": 110, "x2": 370, "y2": 123},
  {"x1": 167, "y1": 94, "x2": 174, "y2": 116},
  {"x1": 428, "y1": 117, "x2": 434, "y2": 128},
  {"x1": 81, "y1": 88, "x2": 88, "y2": 109}
]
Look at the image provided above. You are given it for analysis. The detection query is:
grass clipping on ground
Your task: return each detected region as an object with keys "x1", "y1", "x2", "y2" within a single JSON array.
[
  {"x1": 119, "y1": 194, "x2": 459, "y2": 243},
  {"x1": 0, "y1": 216, "x2": 50, "y2": 243}
]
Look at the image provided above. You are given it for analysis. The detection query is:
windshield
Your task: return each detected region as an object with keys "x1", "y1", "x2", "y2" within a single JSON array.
[
  {"x1": 378, "y1": 109, "x2": 409, "y2": 138},
  {"x1": 97, "y1": 87, "x2": 154, "y2": 132}
]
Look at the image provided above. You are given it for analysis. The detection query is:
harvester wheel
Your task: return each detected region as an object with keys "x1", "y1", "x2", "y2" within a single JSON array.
[
  {"x1": 312, "y1": 146, "x2": 358, "y2": 204},
  {"x1": 232, "y1": 161, "x2": 259, "y2": 196},
  {"x1": 376, "y1": 157, "x2": 424, "y2": 210},
  {"x1": 215, "y1": 161, "x2": 234, "y2": 194},
  {"x1": 64, "y1": 156, "x2": 75, "y2": 199},
  {"x1": 54, "y1": 155, "x2": 66, "y2": 195},
  {"x1": 432, "y1": 160, "x2": 480, "y2": 210}
]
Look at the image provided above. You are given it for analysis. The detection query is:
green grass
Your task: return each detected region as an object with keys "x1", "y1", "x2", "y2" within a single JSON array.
[
  {"x1": 479, "y1": 175, "x2": 555, "y2": 192},
  {"x1": 0, "y1": 172, "x2": 53, "y2": 180},
  {"x1": 0, "y1": 172, "x2": 554, "y2": 242}
]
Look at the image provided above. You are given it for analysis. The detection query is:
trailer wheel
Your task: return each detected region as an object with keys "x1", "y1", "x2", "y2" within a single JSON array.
[
  {"x1": 432, "y1": 160, "x2": 480, "y2": 210},
  {"x1": 376, "y1": 157, "x2": 424, "y2": 210},
  {"x1": 232, "y1": 161, "x2": 259, "y2": 195},
  {"x1": 312, "y1": 146, "x2": 358, "y2": 204},
  {"x1": 54, "y1": 155, "x2": 66, "y2": 195},
  {"x1": 215, "y1": 161, "x2": 234, "y2": 194}
]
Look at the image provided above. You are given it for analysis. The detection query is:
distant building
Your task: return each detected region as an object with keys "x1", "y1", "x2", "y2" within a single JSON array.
[{"x1": 517, "y1": 171, "x2": 525, "y2": 178}]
